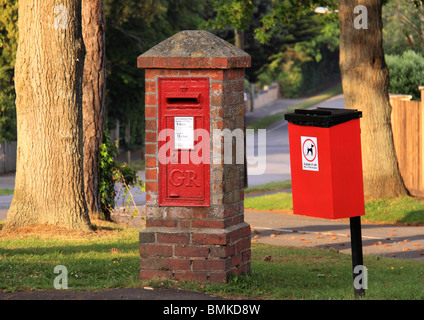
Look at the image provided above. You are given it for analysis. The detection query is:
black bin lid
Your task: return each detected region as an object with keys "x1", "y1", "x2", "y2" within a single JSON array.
[{"x1": 284, "y1": 108, "x2": 362, "y2": 128}]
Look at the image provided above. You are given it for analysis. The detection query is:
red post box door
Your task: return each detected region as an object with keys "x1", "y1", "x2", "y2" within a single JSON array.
[{"x1": 158, "y1": 78, "x2": 210, "y2": 206}]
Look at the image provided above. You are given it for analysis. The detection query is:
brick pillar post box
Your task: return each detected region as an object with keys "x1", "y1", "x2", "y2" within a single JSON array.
[{"x1": 137, "y1": 30, "x2": 251, "y2": 283}]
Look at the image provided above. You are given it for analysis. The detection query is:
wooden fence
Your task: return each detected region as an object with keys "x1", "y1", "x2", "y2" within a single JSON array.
[
  {"x1": 390, "y1": 87, "x2": 424, "y2": 196},
  {"x1": 0, "y1": 141, "x2": 17, "y2": 174}
]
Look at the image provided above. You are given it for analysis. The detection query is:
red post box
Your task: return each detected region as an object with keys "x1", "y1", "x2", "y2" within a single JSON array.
[
  {"x1": 158, "y1": 77, "x2": 210, "y2": 206},
  {"x1": 285, "y1": 108, "x2": 365, "y2": 219},
  {"x1": 137, "y1": 30, "x2": 252, "y2": 283}
]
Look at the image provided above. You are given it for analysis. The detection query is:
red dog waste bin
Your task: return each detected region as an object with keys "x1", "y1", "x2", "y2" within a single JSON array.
[{"x1": 285, "y1": 108, "x2": 365, "y2": 219}]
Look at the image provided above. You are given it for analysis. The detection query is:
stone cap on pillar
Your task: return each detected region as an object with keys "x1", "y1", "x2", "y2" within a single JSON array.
[{"x1": 137, "y1": 30, "x2": 251, "y2": 70}]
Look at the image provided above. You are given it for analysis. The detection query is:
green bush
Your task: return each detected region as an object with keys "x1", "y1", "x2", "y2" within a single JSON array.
[
  {"x1": 386, "y1": 50, "x2": 424, "y2": 100},
  {"x1": 99, "y1": 129, "x2": 144, "y2": 220}
]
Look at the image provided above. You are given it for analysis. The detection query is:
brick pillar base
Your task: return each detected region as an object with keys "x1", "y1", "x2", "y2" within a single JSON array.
[{"x1": 140, "y1": 221, "x2": 251, "y2": 282}]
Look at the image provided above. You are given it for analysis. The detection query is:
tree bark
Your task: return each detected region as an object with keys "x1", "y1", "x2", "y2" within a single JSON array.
[
  {"x1": 339, "y1": 0, "x2": 408, "y2": 199},
  {"x1": 3, "y1": 0, "x2": 91, "y2": 231},
  {"x1": 82, "y1": 0, "x2": 106, "y2": 220},
  {"x1": 235, "y1": 29, "x2": 244, "y2": 50}
]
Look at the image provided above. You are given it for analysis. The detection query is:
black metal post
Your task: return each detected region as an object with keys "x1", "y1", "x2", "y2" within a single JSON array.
[{"x1": 349, "y1": 216, "x2": 365, "y2": 298}]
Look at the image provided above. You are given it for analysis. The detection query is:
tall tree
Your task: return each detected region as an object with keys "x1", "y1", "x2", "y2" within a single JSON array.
[
  {"x1": 382, "y1": 0, "x2": 424, "y2": 55},
  {"x1": 82, "y1": 0, "x2": 106, "y2": 219},
  {"x1": 205, "y1": 0, "x2": 254, "y2": 49},
  {"x1": 339, "y1": 0, "x2": 408, "y2": 199},
  {"x1": 3, "y1": 0, "x2": 91, "y2": 231},
  {"x1": 257, "y1": 0, "x2": 408, "y2": 199}
]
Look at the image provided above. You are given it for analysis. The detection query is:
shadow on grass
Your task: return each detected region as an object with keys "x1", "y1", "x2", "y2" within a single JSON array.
[{"x1": 398, "y1": 210, "x2": 424, "y2": 226}]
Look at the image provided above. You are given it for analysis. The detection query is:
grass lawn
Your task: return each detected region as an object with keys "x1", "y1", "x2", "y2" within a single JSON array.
[
  {"x1": 247, "y1": 84, "x2": 343, "y2": 131},
  {"x1": 245, "y1": 181, "x2": 291, "y2": 195},
  {"x1": 245, "y1": 192, "x2": 293, "y2": 212},
  {"x1": 0, "y1": 220, "x2": 141, "y2": 291},
  {"x1": 245, "y1": 191, "x2": 424, "y2": 225},
  {"x1": 0, "y1": 219, "x2": 423, "y2": 299},
  {"x1": 175, "y1": 243, "x2": 424, "y2": 300},
  {"x1": 0, "y1": 189, "x2": 13, "y2": 196}
]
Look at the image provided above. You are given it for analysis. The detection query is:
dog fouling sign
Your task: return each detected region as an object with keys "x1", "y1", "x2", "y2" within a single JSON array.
[{"x1": 301, "y1": 136, "x2": 318, "y2": 171}]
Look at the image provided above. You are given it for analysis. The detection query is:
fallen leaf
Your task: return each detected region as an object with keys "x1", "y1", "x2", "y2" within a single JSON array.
[
  {"x1": 254, "y1": 235, "x2": 259, "y2": 239},
  {"x1": 110, "y1": 248, "x2": 119, "y2": 254},
  {"x1": 304, "y1": 241, "x2": 311, "y2": 244},
  {"x1": 270, "y1": 234, "x2": 276, "y2": 238},
  {"x1": 401, "y1": 248, "x2": 410, "y2": 251},
  {"x1": 330, "y1": 237, "x2": 337, "y2": 240},
  {"x1": 275, "y1": 231, "x2": 282, "y2": 235},
  {"x1": 264, "y1": 255, "x2": 272, "y2": 262}
]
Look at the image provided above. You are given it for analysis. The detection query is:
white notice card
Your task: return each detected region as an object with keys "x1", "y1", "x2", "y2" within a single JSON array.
[{"x1": 174, "y1": 117, "x2": 194, "y2": 149}]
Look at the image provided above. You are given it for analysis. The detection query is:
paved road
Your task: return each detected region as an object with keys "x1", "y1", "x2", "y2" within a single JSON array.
[
  {"x1": 245, "y1": 94, "x2": 345, "y2": 187},
  {"x1": 0, "y1": 287, "x2": 223, "y2": 300},
  {"x1": 246, "y1": 210, "x2": 424, "y2": 261},
  {"x1": 245, "y1": 100, "x2": 295, "y2": 186}
]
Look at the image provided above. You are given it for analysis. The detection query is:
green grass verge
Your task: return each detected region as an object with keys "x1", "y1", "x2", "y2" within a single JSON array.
[
  {"x1": 245, "y1": 192, "x2": 293, "y2": 212},
  {"x1": 0, "y1": 189, "x2": 13, "y2": 196},
  {"x1": 245, "y1": 181, "x2": 291, "y2": 195},
  {"x1": 246, "y1": 84, "x2": 343, "y2": 131},
  {"x1": 1, "y1": 223, "x2": 423, "y2": 299},
  {"x1": 244, "y1": 191, "x2": 424, "y2": 225},
  {"x1": 160, "y1": 243, "x2": 424, "y2": 300},
  {"x1": 364, "y1": 197, "x2": 424, "y2": 225},
  {"x1": 0, "y1": 221, "x2": 141, "y2": 292}
]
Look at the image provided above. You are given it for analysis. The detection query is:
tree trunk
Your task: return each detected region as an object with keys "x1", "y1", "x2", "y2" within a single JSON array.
[
  {"x1": 339, "y1": 0, "x2": 408, "y2": 199},
  {"x1": 235, "y1": 29, "x2": 244, "y2": 50},
  {"x1": 3, "y1": 0, "x2": 91, "y2": 231},
  {"x1": 82, "y1": 0, "x2": 106, "y2": 220}
]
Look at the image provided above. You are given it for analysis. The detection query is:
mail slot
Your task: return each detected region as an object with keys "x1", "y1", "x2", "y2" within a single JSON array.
[
  {"x1": 158, "y1": 77, "x2": 210, "y2": 206},
  {"x1": 285, "y1": 108, "x2": 365, "y2": 219}
]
